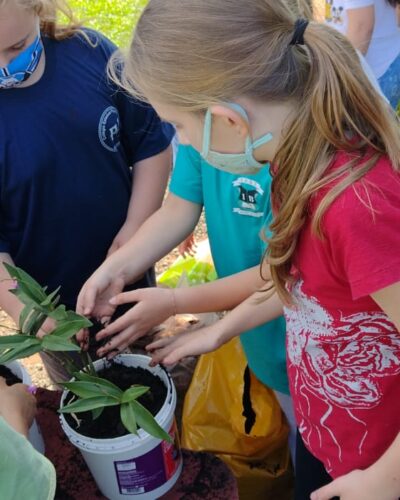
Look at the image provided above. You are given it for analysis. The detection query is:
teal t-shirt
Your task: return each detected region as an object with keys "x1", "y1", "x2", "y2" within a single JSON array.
[{"x1": 170, "y1": 145, "x2": 289, "y2": 394}]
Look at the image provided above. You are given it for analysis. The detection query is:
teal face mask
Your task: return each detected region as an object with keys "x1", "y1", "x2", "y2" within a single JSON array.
[{"x1": 201, "y1": 103, "x2": 273, "y2": 175}]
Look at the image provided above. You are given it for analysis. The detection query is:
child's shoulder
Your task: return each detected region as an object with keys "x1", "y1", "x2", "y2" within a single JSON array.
[
  {"x1": 48, "y1": 28, "x2": 117, "y2": 61},
  {"x1": 323, "y1": 151, "x2": 400, "y2": 229}
]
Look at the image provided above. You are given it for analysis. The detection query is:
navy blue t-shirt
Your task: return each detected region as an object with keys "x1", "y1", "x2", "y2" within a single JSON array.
[{"x1": 0, "y1": 31, "x2": 173, "y2": 308}]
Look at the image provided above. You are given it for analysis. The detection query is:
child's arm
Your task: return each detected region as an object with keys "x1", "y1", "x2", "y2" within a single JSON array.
[
  {"x1": 76, "y1": 193, "x2": 202, "y2": 321},
  {"x1": 146, "y1": 290, "x2": 283, "y2": 366},
  {"x1": 346, "y1": 5, "x2": 375, "y2": 55},
  {"x1": 0, "y1": 378, "x2": 36, "y2": 438},
  {"x1": 95, "y1": 265, "x2": 267, "y2": 357},
  {"x1": 312, "y1": 281, "x2": 400, "y2": 500},
  {"x1": 0, "y1": 254, "x2": 23, "y2": 325},
  {"x1": 107, "y1": 147, "x2": 172, "y2": 255}
]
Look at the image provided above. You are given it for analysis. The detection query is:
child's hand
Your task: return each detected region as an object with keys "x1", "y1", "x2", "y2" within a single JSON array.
[
  {"x1": 146, "y1": 325, "x2": 223, "y2": 366},
  {"x1": 311, "y1": 468, "x2": 398, "y2": 500},
  {"x1": 178, "y1": 233, "x2": 197, "y2": 257},
  {"x1": 76, "y1": 271, "x2": 126, "y2": 331},
  {"x1": 36, "y1": 317, "x2": 56, "y2": 339},
  {"x1": 95, "y1": 288, "x2": 176, "y2": 358},
  {"x1": 0, "y1": 378, "x2": 36, "y2": 437}
]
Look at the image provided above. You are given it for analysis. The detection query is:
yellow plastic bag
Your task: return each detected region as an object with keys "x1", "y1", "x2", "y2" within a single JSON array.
[{"x1": 181, "y1": 338, "x2": 293, "y2": 500}]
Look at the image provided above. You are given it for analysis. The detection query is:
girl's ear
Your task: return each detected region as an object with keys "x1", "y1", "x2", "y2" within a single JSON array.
[{"x1": 210, "y1": 104, "x2": 250, "y2": 138}]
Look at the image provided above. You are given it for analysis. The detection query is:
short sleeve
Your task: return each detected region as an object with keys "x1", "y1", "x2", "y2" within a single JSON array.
[
  {"x1": 169, "y1": 145, "x2": 204, "y2": 205},
  {"x1": 90, "y1": 29, "x2": 174, "y2": 165},
  {"x1": 324, "y1": 159, "x2": 400, "y2": 299},
  {"x1": 114, "y1": 92, "x2": 174, "y2": 165},
  {"x1": 0, "y1": 417, "x2": 56, "y2": 500},
  {"x1": 344, "y1": 0, "x2": 374, "y2": 9}
]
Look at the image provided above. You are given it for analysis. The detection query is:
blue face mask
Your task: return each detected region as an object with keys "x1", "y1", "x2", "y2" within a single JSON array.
[
  {"x1": 0, "y1": 31, "x2": 43, "y2": 89},
  {"x1": 201, "y1": 103, "x2": 273, "y2": 175}
]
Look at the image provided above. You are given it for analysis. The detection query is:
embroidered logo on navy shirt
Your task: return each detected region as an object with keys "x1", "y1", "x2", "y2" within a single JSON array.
[{"x1": 98, "y1": 106, "x2": 121, "y2": 152}]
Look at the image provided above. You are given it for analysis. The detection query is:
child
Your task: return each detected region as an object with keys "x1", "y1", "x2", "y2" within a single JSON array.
[
  {"x1": 0, "y1": 377, "x2": 56, "y2": 499},
  {"x1": 92, "y1": 1, "x2": 399, "y2": 499},
  {"x1": 0, "y1": 0, "x2": 173, "y2": 382},
  {"x1": 325, "y1": 0, "x2": 400, "y2": 108},
  {"x1": 77, "y1": 141, "x2": 296, "y2": 461}
]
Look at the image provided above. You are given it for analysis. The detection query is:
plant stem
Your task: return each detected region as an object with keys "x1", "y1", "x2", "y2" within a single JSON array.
[{"x1": 80, "y1": 351, "x2": 97, "y2": 376}]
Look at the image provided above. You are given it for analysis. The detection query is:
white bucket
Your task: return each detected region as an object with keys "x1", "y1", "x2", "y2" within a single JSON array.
[
  {"x1": 5, "y1": 360, "x2": 45, "y2": 454},
  {"x1": 60, "y1": 354, "x2": 182, "y2": 500}
]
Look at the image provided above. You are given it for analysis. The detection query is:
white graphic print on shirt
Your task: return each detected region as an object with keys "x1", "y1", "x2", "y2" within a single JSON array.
[{"x1": 285, "y1": 280, "x2": 400, "y2": 474}]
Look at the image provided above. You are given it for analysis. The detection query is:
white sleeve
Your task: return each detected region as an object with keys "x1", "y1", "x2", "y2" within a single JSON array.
[
  {"x1": 344, "y1": 0, "x2": 374, "y2": 9},
  {"x1": 356, "y1": 50, "x2": 389, "y2": 103}
]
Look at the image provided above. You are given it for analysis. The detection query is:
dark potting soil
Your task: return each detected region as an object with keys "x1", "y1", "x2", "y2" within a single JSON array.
[
  {"x1": 86, "y1": 299, "x2": 138, "y2": 359},
  {"x1": 64, "y1": 361, "x2": 167, "y2": 439},
  {"x1": 0, "y1": 365, "x2": 22, "y2": 386},
  {"x1": 86, "y1": 319, "x2": 108, "y2": 359}
]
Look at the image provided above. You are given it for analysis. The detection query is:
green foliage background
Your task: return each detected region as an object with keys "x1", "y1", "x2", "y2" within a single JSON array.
[{"x1": 68, "y1": 0, "x2": 148, "y2": 48}]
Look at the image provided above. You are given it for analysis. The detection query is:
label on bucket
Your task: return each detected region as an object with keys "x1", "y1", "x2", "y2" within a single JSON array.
[{"x1": 114, "y1": 421, "x2": 181, "y2": 495}]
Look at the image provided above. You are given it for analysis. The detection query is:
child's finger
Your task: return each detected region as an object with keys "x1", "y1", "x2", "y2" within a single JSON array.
[
  {"x1": 77, "y1": 287, "x2": 96, "y2": 316},
  {"x1": 146, "y1": 337, "x2": 173, "y2": 351},
  {"x1": 163, "y1": 348, "x2": 186, "y2": 365},
  {"x1": 96, "y1": 314, "x2": 134, "y2": 340},
  {"x1": 109, "y1": 290, "x2": 140, "y2": 306},
  {"x1": 149, "y1": 346, "x2": 172, "y2": 366}
]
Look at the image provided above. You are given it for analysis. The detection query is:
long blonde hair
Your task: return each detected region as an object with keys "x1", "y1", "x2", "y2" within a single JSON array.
[
  {"x1": 0, "y1": 0, "x2": 83, "y2": 40},
  {"x1": 112, "y1": 0, "x2": 400, "y2": 303}
]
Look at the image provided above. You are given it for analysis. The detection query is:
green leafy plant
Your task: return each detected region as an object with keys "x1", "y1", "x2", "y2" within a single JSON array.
[
  {"x1": 60, "y1": 372, "x2": 172, "y2": 442},
  {"x1": 0, "y1": 263, "x2": 91, "y2": 365},
  {"x1": 0, "y1": 263, "x2": 171, "y2": 443}
]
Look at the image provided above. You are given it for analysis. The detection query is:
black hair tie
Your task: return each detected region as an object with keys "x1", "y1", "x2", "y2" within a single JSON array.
[{"x1": 289, "y1": 18, "x2": 309, "y2": 46}]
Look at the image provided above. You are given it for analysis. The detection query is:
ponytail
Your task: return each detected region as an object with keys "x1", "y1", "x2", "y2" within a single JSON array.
[{"x1": 112, "y1": 0, "x2": 400, "y2": 303}]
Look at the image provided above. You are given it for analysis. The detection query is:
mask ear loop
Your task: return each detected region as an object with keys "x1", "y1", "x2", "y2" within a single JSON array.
[{"x1": 201, "y1": 109, "x2": 213, "y2": 158}]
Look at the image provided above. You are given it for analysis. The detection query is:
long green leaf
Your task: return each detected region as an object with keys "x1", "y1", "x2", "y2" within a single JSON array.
[
  {"x1": 74, "y1": 371, "x2": 123, "y2": 396},
  {"x1": 22, "y1": 309, "x2": 43, "y2": 336},
  {"x1": 0, "y1": 335, "x2": 34, "y2": 348},
  {"x1": 130, "y1": 400, "x2": 172, "y2": 443},
  {"x1": 48, "y1": 305, "x2": 68, "y2": 322},
  {"x1": 60, "y1": 396, "x2": 119, "y2": 414},
  {"x1": 64, "y1": 310, "x2": 92, "y2": 326},
  {"x1": 30, "y1": 312, "x2": 47, "y2": 337},
  {"x1": 121, "y1": 386, "x2": 150, "y2": 404},
  {"x1": 0, "y1": 342, "x2": 42, "y2": 364},
  {"x1": 41, "y1": 335, "x2": 81, "y2": 352},
  {"x1": 61, "y1": 381, "x2": 121, "y2": 400},
  {"x1": 51, "y1": 320, "x2": 92, "y2": 340},
  {"x1": 9, "y1": 289, "x2": 44, "y2": 310},
  {"x1": 19, "y1": 303, "x2": 35, "y2": 333},
  {"x1": 120, "y1": 402, "x2": 138, "y2": 435},
  {"x1": 3, "y1": 263, "x2": 48, "y2": 303},
  {"x1": 40, "y1": 287, "x2": 61, "y2": 307}
]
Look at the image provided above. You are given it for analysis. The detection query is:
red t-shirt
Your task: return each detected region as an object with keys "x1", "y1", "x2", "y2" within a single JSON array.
[{"x1": 284, "y1": 151, "x2": 400, "y2": 478}]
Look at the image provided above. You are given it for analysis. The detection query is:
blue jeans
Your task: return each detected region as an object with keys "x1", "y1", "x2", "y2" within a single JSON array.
[{"x1": 378, "y1": 53, "x2": 400, "y2": 110}]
